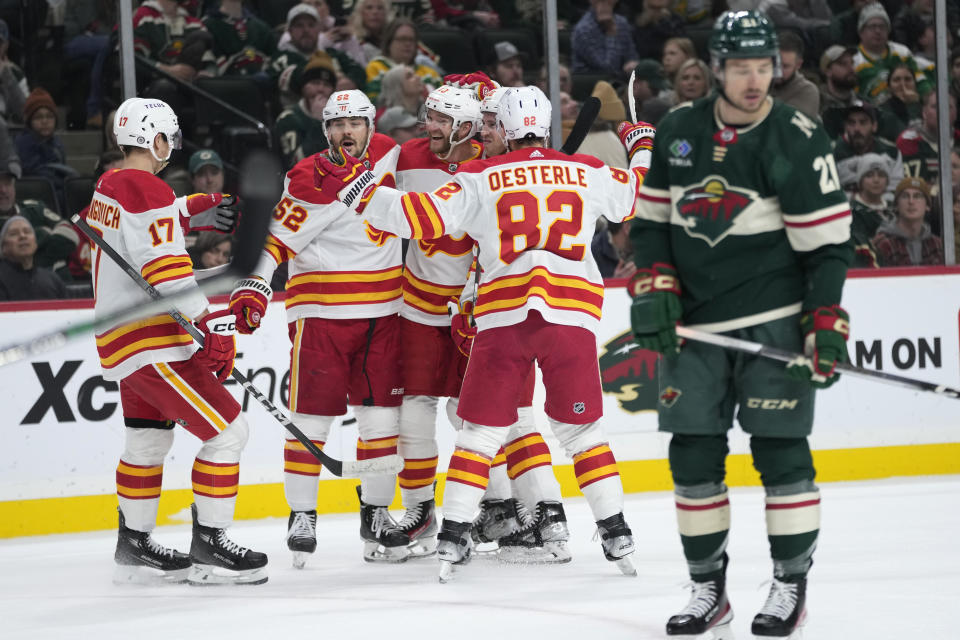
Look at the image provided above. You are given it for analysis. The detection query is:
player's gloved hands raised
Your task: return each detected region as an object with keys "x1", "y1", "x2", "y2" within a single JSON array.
[
  {"x1": 629, "y1": 263, "x2": 683, "y2": 354},
  {"x1": 192, "y1": 308, "x2": 237, "y2": 382},
  {"x1": 444, "y1": 71, "x2": 498, "y2": 100},
  {"x1": 786, "y1": 305, "x2": 850, "y2": 388},
  {"x1": 228, "y1": 276, "x2": 272, "y2": 334},
  {"x1": 618, "y1": 121, "x2": 655, "y2": 172},
  {"x1": 314, "y1": 150, "x2": 377, "y2": 213},
  {"x1": 448, "y1": 296, "x2": 477, "y2": 357},
  {"x1": 180, "y1": 193, "x2": 240, "y2": 234}
]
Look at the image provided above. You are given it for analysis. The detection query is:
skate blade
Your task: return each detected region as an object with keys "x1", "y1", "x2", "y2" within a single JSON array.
[
  {"x1": 752, "y1": 610, "x2": 805, "y2": 640},
  {"x1": 363, "y1": 541, "x2": 410, "y2": 563},
  {"x1": 187, "y1": 564, "x2": 268, "y2": 586},
  {"x1": 407, "y1": 536, "x2": 438, "y2": 558},
  {"x1": 612, "y1": 553, "x2": 638, "y2": 577},
  {"x1": 671, "y1": 607, "x2": 735, "y2": 639},
  {"x1": 291, "y1": 551, "x2": 310, "y2": 569},
  {"x1": 112, "y1": 563, "x2": 190, "y2": 586},
  {"x1": 498, "y1": 542, "x2": 572, "y2": 565},
  {"x1": 438, "y1": 559, "x2": 456, "y2": 583}
]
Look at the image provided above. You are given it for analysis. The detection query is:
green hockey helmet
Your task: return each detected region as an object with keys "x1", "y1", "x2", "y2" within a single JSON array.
[{"x1": 709, "y1": 10, "x2": 782, "y2": 78}]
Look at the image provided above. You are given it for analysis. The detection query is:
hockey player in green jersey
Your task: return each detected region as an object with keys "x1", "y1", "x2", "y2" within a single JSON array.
[{"x1": 629, "y1": 10, "x2": 853, "y2": 639}]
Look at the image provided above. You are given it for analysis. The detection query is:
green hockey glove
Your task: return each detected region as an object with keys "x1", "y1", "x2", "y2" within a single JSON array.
[
  {"x1": 786, "y1": 305, "x2": 850, "y2": 388},
  {"x1": 629, "y1": 263, "x2": 683, "y2": 354}
]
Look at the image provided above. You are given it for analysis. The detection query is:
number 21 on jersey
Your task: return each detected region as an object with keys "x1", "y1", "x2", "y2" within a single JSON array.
[{"x1": 496, "y1": 190, "x2": 586, "y2": 263}]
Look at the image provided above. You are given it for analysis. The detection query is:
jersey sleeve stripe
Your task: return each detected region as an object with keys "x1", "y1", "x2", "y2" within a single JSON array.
[
  {"x1": 400, "y1": 193, "x2": 426, "y2": 237},
  {"x1": 782, "y1": 202, "x2": 851, "y2": 227},
  {"x1": 141, "y1": 254, "x2": 192, "y2": 278},
  {"x1": 418, "y1": 194, "x2": 446, "y2": 237},
  {"x1": 264, "y1": 234, "x2": 296, "y2": 264}
]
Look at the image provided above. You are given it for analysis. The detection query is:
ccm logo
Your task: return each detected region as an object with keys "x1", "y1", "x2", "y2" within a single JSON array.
[
  {"x1": 212, "y1": 321, "x2": 236, "y2": 333},
  {"x1": 746, "y1": 398, "x2": 798, "y2": 410}
]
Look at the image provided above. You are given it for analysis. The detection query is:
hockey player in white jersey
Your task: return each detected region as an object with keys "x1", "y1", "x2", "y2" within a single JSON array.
[
  {"x1": 317, "y1": 86, "x2": 653, "y2": 580},
  {"x1": 89, "y1": 97, "x2": 266, "y2": 585},
  {"x1": 228, "y1": 90, "x2": 409, "y2": 566}
]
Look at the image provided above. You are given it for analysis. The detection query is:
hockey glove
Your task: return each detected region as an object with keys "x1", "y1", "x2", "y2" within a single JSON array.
[
  {"x1": 444, "y1": 71, "x2": 499, "y2": 100},
  {"x1": 629, "y1": 263, "x2": 683, "y2": 355},
  {"x1": 786, "y1": 305, "x2": 850, "y2": 389},
  {"x1": 314, "y1": 151, "x2": 377, "y2": 213},
  {"x1": 192, "y1": 309, "x2": 237, "y2": 383},
  {"x1": 617, "y1": 121, "x2": 655, "y2": 172},
  {"x1": 180, "y1": 193, "x2": 240, "y2": 234},
  {"x1": 229, "y1": 276, "x2": 272, "y2": 334},
  {"x1": 448, "y1": 296, "x2": 477, "y2": 357}
]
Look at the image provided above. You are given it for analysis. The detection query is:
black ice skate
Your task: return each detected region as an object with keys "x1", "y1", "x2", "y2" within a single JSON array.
[
  {"x1": 471, "y1": 498, "x2": 520, "y2": 551},
  {"x1": 751, "y1": 577, "x2": 807, "y2": 637},
  {"x1": 113, "y1": 508, "x2": 191, "y2": 585},
  {"x1": 357, "y1": 486, "x2": 410, "y2": 563},
  {"x1": 188, "y1": 504, "x2": 268, "y2": 585},
  {"x1": 595, "y1": 512, "x2": 637, "y2": 576},
  {"x1": 666, "y1": 576, "x2": 734, "y2": 638},
  {"x1": 286, "y1": 510, "x2": 317, "y2": 569},
  {"x1": 498, "y1": 500, "x2": 572, "y2": 564},
  {"x1": 397, "y1": 498, "x2": 438, "y2": 558},
  {"x1": 437, "y1": 519, "x2": 473, "y2": 583}
]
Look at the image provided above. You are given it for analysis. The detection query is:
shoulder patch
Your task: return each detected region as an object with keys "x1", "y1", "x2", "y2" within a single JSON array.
[{"x1": 97, "y1": 169, "x2": 175, "y2": 213}]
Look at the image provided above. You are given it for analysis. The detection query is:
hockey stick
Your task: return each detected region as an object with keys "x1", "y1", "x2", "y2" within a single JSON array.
[
  {"x1": 72, "y1": 213, "x2": 401, "y2": 478},
  {"x1": 627, "y1": 68, "x2": 637, "y2": 124},
  {"x1": 676, "y1": 326, "x2": 960, "y2": 400},
  {"x1": 559, "y1": 96, "x2": 601, "y2": 155}
]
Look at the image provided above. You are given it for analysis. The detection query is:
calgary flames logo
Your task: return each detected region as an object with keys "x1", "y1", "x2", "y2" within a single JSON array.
[
  {"x1": 364, "y1": 221, "x2": 395, "y2": 247},
  {"x1": 598, "y1": 330, "x2": 661, "y2": 413},
  {"x1": 418, "y1": 232, "x2": 475, "y2": 257},
  {"x1": 676, "y1": 176, "x2": 756, "y2": 247}
]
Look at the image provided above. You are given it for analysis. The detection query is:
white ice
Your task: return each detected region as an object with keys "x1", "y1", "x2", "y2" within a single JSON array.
[{"x1": 2, "y1": 476, "x2": 958, "y2": 640}]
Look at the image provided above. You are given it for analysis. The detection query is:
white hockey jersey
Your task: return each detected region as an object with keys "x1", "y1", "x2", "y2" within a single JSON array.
[
  {"x1": 360, "y1": 147, "x2": 645, "y2": 335},
  {"x1": 88, "y1": 168, "x2": 207, "y2": 381},
  {"x1": 395, "y1": 137, "x2": 481, "y2": 326},
  {"x1": 252, "y1": 133, "x2": 403, "y2": 321}
]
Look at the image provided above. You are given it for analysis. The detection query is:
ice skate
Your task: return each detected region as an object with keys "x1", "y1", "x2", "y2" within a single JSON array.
[
  {"x1": 751, "y1": 577, "x2": 806, "y2": 638},
  {"x1": 188, "y1": 504, "x2": 268, "y2": 585},
  {"x1": 113, "y1": 508, "x2": 191, "y2": 585},
  {"x1": 498, "y1": 500, "x2": 572, "y2": 564},
  {"x1": 666, "y1": 574, "x2": 734, "y2": 639},
  {"x1": 357, "y1": 486, "x2": 410, "y2": 563},
  {"x1": 397, "y1": 498, "x2": 438, "y2": 558},
  {"x1": 471, "y1": 499, "x2": 521, "y2": 554},
  {"x1": 594, "y1": 512, "x2": 636, "y2": 576},
  {"x1": 286, "y1": 510, "x2": 317, "y2": 569},
  {"x1": 437, "y1": 519, "x2": 473, "y2": 583}
]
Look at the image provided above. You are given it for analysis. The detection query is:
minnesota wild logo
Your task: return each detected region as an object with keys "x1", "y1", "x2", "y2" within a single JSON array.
[
  {"x1": 598, "y1": 330, "x2": 661, "y2": 413},
  {"x1": 676, "y1": 176, "x2": 757, "y2": 247}
]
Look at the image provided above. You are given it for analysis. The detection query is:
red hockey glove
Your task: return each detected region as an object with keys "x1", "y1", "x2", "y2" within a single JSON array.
[
  {"x1": 314, "y1": 151, "x2": 377, "y2": 213},
  {"x1": 786, "y1": 305, "x2": 850, "y2": 388},
  {"x1": 618, "y1": 121, "x2": 655, "y2": 165},
  {"x1": 629, "y1": 263, "x2": 682, "y2": 355},
  {"x1": 228, "y1": 276, "x2": 272, "y2": 334},
  {"x1": 448, "y1": 296, "x2": 477, "y2": 357},
  {"x1": 444, "y1": 71, "x2": 499, "y2": 100},
  {"x1": 192, "y1": 309, "x2": 237, "y2": 382},
  {"x1": 180, "y1": 193, "x2": 240, "y2": 234}
]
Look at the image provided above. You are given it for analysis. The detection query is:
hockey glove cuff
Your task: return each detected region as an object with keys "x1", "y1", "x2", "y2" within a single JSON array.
[
  {"x1": 786, "y1": 305, "x2": 850, "y2": 388},
  {"x1": 229, "y1": 276, "x2": 272, "y2": 334},
  {"x1": 180, "y1": 193, "x2": 241, "y2": 234},
  {"x1": 448, "y1": 296, "x2": 477, "y2": 357},
  {"x1": 629, "y1": 263, "x2": 682, "y2": 354},
  {"x1": 192, "y1": 309, "x2": 237, "y2": 383},
  {"x1": 314, "y1": 151, "x2": 377, "y2": 213}
]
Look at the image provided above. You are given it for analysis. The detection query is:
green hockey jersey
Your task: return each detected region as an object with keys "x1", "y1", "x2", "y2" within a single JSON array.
[
  {"x1": 632, "y1": 95, "x2": 853, "y2": 331},
  {"x1": 275, "y1": 103, "x2": 329, "y2": 170}
]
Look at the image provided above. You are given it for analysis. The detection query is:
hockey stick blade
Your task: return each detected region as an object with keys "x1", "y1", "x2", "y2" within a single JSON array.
[
  {"x1": 342, "y1": 454, "x2": 404, "y2": 476},
  {"x1": 560, "y1": 96, "x2": 600, "y2": 155},
  {"x1": 677, "y1": 326, "x2": 960, "y2": 399},
  {"x1": 627, "y1": 68, "x2": 637, "y2": 124}
]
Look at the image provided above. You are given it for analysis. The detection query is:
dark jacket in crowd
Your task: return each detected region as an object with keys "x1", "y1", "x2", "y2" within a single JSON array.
[{"x1": 0, "y1": 258, "x2": 67, "y2": 301}]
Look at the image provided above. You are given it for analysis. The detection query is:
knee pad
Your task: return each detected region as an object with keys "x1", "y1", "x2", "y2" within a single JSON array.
[
  {"x1": 445, "y1": 397, "x2": 463, "y2": 430},
  {"x1": 457, "y1": 421, "x2": 507, "y2": 459},
  {"x1": 669, "y1": 434, "x2": 729, "y2": 487},
  {"x1": 197, "y1": 414, "x2": 249, "y2": 463},
  {"x1": 548, "y1": 418, "x2": 606, "y2": 458},
  {"x1": 290, "y1": 412, "x2": 335, "y2": 442},
  {"x1": 399, "y1": 395, "x2": 438, "y2": 439},
  {"x1": 750, "y1": 436, "x2": 816, "y2": 487},
  {"x1": 121, "y1": 427, "x2": 175, "y2": 466},
  {"x1": 506, "y1": 406, "x2": 537, "y2": 440},
  {"x1": 354, "y1": 404, "x2": 399, "y2": 440}
]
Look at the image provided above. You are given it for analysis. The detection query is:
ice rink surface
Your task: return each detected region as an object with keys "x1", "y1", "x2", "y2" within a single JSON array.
[{"x1": 2, "y1": 475, "x2": 957, "y2": 640}]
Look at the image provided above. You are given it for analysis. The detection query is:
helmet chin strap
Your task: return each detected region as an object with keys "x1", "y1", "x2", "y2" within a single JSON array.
[{"x1": 440, "y1": 127, "x2": 473, "y2": 161}]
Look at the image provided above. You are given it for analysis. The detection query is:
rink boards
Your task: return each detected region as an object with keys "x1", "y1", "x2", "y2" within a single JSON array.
[{"x1": 1, "y1": 268, "x2": 959, "y2": 537}]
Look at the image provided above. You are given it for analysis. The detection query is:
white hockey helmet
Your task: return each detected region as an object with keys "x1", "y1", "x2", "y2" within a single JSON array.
[
  {"x1": 480, "y1": 87, "x2": 509, "y2": 115},
  {"x1": 322, "y1": 90, "x2": 377, "y2": 157},
  {"x1": 424, "y1": 85, "x2": 481, "y2": 151},
  {"x1": 497, "y1": 86, "x2": 551, "y2": 143},
  {"x1": 113, "y1": 97, "x2": 182, "y2": 163}
]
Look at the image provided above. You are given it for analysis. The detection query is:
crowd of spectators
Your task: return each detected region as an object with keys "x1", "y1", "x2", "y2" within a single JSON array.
[{"x1": 3, "y1": 0, "x2": 960, "y2": 301}]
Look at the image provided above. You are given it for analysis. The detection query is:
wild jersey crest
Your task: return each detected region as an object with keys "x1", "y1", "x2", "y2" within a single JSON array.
[
  {"x1": 418, "y1": 232, "x2": 474, "y2": 257},
  {"x1": 676, "y1": 176, "x2": 758, "y2": 247},
  {"x1": 598, "y1": 331, "x2": 660, "y2": 413}
]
